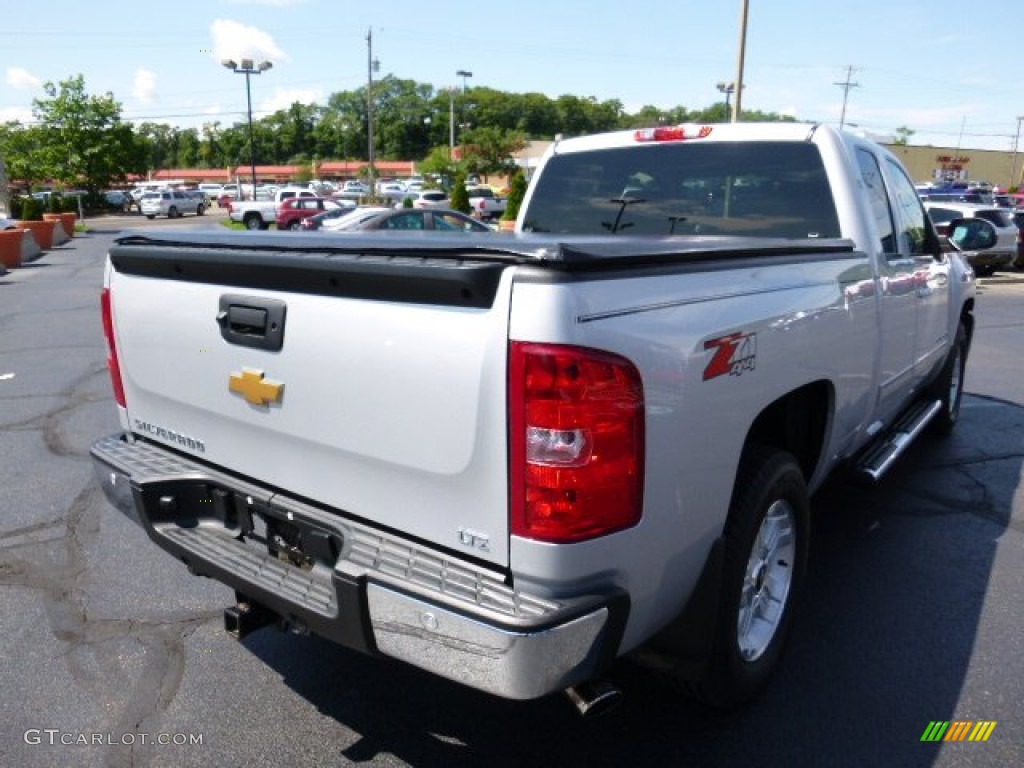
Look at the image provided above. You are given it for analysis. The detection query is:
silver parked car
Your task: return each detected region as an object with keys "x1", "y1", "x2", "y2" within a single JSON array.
[
  {"x1": 140, "y1": 189, "x2": 205, "y2": 219},
  {"x1": 923, "y1": 201, "x2": 1016, "y2": 276}
]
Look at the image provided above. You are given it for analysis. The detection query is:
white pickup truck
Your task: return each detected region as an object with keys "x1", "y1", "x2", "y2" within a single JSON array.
[
  {"x1": 467, "y1": 185, "x2": 507, "y2": 219},
  {"x1": 228, "y1": 187, "x2": 319, "y2": 230},
  {"x1": 92, "y1": 123, "x2": 990, "y2": 715}
]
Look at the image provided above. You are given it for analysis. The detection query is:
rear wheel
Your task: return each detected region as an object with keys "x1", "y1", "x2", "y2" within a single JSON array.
[
  {"x1": 244, "y1": 214, "x2": 262, "y2": 230},
  {"x1": 168, "y1": 206, "x2": 179, "y2": 218},
  {"x1": 692, "y1": 446, "x2": 808, "y2": 709},
  {"x1": 289, "y1": 220, "x2": 301, "y2": 230},
  {"x1": 929, "y1": 322, "x2": 967, "y2": 437}
]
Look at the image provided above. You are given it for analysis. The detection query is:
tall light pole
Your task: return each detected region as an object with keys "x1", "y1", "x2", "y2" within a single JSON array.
[
  {"x1": 221, "y1": 58, "x2": 272, "y2": 201},
  {"x1": 452, "y1": 69, "x2": 473, "y2": 161},
  {"x1": 716, "y1": 82, "x2": 735, "y2": 117},
  {"x1": 732, "y1": 0, "x2": 749, "y2": 123},
  {"x1": 448, "y1": 86, "x2": 456, "y2": 160}
]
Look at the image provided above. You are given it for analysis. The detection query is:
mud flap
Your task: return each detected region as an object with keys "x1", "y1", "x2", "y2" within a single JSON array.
[{"x1": 640, "y1": 536, "x2": 725, "y2": 679}]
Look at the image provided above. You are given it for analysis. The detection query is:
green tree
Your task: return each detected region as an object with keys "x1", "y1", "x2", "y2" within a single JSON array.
[
  {"x1": 418, "y1": 145, "x2": 457, "y2": 178},
  {"x1": 893, "y1": 126, "x2": 915, "y2": 146},
  {"x1": 32, "y1": 75, "x2": 144, "y2": 194},
  {"x1": 459, "y1": 126, "x2": 527, "y2": 179},
  {"x1": 0, "y1": 123, "x2": 49, "y2": 195}
]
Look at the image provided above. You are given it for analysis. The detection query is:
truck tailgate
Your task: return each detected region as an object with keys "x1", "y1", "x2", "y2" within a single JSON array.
[{"x1": 106, "y1": 236, "x2": 516, "y2": 566}]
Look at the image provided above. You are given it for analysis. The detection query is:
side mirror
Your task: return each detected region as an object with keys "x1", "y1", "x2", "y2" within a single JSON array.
[{"x1": 945, "y1": 217, "x2": 997, "y2": 252}]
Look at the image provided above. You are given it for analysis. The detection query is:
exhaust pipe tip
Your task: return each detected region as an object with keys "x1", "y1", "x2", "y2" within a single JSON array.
[{"x1": 564, "y1": 679, "x2": 623, "y2": 718}]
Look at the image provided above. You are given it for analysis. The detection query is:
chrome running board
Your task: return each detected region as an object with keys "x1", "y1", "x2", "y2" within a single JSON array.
[{"x1": 854, "y1": 399, "x2": 942, "y2": 482}]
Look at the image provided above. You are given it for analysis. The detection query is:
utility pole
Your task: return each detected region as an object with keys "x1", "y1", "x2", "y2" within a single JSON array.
[
  {"x1": 732, "y1": 0, "x2": 749, "y2": 123},
  {"x1": 366, "y1": 28, "x2": 379, "y2": 190},
  {"x1": 1010, "y1": 116, "x2": 1024, "y2": 190},
  {"x1": 834, "y1": 65, "x2": 860, "y2": 129}
]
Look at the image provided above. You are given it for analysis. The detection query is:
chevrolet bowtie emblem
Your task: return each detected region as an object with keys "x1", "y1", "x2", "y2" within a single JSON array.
[{"x1": 229, "y1": 368, "x2": 284, "y2": 406}]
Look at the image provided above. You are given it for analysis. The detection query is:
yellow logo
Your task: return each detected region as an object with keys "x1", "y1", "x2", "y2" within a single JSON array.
[{"x1": 229, "y1": 368, "x2": 284, "y2": 406}]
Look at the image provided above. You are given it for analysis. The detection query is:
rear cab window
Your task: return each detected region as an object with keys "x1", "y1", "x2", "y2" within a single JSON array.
[{"x1": 521, "y1": 141, "x2": 840, "y2": 239}]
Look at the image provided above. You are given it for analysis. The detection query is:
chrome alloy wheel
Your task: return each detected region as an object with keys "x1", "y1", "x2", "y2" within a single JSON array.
[{"x1": 737, "y1": 500, "x2": 797, "y2": 661}]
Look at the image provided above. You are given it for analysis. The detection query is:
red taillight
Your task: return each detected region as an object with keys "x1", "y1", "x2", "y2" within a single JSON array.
[
  {"x1": 634, "y1": 124, "x2": 713, "y2": 143},
  {"x1": 101, "y1": 288, "x2": 126, "y2": 407},
  {"x1": 510, "y1": 342, "x2": 644, "y2": 543}
]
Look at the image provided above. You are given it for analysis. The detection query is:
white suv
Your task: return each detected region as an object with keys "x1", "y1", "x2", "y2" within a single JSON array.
[
  {"x1": 140, "y1": 189, "x2": 205, "y2": 219},
  {"x1": 923, "y1": 201, "x2": 1016, "y2": 276}
]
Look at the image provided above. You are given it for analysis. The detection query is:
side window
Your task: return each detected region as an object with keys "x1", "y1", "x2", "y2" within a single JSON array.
[
  {"x1": 885, "y1": 159, "x2": 928, "y2": 255},
  {"x1": 384, "y1": 213, "x2": 424, "y2": 230},
  {"x1": 855, "y1": 149, "x2": 897, "y2": 254},
  {"x1": 435, "y1": 213, "x2": 467, "y2": 231}
]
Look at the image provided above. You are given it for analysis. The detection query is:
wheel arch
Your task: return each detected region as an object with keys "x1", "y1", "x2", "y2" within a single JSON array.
[{"x1": 745, "y1": 379, "x2": 834, "y2": 484}]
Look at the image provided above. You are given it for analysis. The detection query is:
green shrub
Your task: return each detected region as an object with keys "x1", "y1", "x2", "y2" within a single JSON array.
[
  {"x1": 48, "y1": 192, "x2": 63, "y2": 213},
  {"x1": 19, "y1": 196, "x2": 44, "y2": 221},
  {"x1": 8, "y1": 196, "x2": 24, "y2": 219},
  {"x1": 502, "y1": 170, "x2": 527, "y2": 221},
  {"x1": 450, "y1": 171, "x2": 471, "y2": 214},
  {"x1": 402, "y1": 196, "x2": 414, "y2": 208}
]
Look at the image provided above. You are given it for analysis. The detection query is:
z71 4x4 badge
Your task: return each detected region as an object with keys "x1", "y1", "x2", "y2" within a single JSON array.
[{"x1": 703, "y1": 331, "x2": 757, "y2": 381}]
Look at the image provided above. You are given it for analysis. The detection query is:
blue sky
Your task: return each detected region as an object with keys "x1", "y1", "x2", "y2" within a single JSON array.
[{"x1": 2, "y1": 0, "x2": 1020, "y2": 152}]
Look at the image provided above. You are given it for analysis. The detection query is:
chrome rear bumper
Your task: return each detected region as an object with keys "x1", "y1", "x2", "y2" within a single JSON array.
[{"x1": 90, "y1": 433, "x2": 624, "y2": 700}]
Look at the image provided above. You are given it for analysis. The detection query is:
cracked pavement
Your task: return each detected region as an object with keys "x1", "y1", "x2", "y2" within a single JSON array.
[{"x1": 1, "y1": 226, "x2": 1021, "y2": 768}]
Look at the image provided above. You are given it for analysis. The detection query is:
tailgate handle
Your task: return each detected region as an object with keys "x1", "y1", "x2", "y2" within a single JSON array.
[{"x1": 217, "y1": 295, "x2": 286, "y2": 351}]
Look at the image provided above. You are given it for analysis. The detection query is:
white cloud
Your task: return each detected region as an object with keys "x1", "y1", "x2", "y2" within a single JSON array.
[
  {"x1": 133, "y1": 68, "x2": 157, "y2": 104},
  {"x1": 0, "y1": 105, "x2": 33, "y2": 123},
  {"x1": 211, "y1": 19, "x2": 287, "y2": 66},
  {"x1": 259, "y1": 87, "x2": 324, "y2": 115},
  {"x1": 6, "y1": 67, "x2": 42, "y2": 90}
]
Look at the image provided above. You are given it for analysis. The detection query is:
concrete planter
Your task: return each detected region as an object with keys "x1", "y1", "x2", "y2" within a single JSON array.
[
  {"x1": 0, "y1": 228, "x2": 24, "y2": 269},
  {"x1": 16, "y1": 219, "x2": 56, "y2": 250},
  {"x1": 44, "y1": 212, "x2": 77, "y2": 238}
]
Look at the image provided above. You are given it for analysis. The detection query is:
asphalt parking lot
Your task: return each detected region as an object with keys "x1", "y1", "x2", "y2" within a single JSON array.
[{"x1": 0, "y1": 225, "x2": 1021, "y2": 767}]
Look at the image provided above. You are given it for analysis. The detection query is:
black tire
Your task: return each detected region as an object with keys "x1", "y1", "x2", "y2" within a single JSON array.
[
  {"x1": 289, "y1": 220, "x2": 301, "y2": 230},
  {"x1": 928, "y1": 322, "x2": 967, "y2": 437},
  {"x1": 168, "y1": 206, "x2": 179, "y2": 218},
  {"x1": 197, "y1": 204, "x2": 205, "y2": 216},
  {"x1": 145, "y1": 214, "x2": 155, "y2": 220},
  {"x1": 692, "y1": 446, "x2": 809, "y2": 709},
  {"x1": 244, "y1": 214, "x2": 262, "y2": 231}
]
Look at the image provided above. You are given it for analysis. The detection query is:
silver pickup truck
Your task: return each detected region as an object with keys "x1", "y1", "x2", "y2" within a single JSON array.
[{"x1": 91, "y1": 123, "x2": 990, "y2": 715}]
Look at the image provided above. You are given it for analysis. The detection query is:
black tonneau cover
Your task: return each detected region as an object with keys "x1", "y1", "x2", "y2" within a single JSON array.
[
  {"x1": 109, "y1": 231, "x2": 858, "y2": 309},
  {"x1": 113, "y1": 229, "x2": 855, "y2": 265}
]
